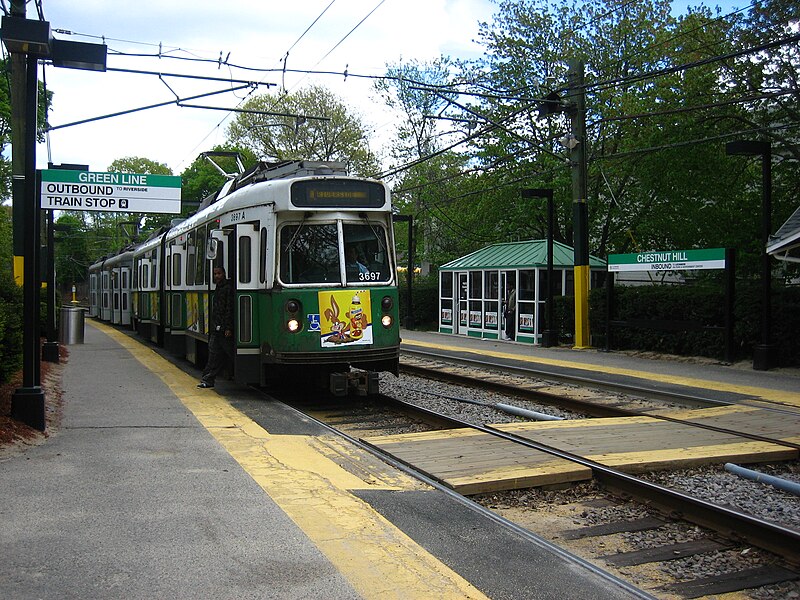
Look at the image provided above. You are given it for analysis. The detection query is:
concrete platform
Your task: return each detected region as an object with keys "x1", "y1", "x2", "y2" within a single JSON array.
[{"x1": 0, "y1": 322, "x2": 650, "y2": 600}]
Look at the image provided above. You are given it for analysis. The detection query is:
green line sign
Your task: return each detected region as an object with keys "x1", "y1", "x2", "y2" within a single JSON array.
[
  {"x1": 40, "y1": 169, "x2": 182, "y2": 214},
  {"x1": 608, "y1": 248, "x2": 726, "y2": 272}
]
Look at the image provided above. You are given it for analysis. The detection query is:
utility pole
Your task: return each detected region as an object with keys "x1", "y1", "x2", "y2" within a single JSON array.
[
  {"x1": 7, "y1": 0, "x2": 47, "y2": 430},
  {"x1": 567, "y1": 60, "x2": 591, "y2": 348}
]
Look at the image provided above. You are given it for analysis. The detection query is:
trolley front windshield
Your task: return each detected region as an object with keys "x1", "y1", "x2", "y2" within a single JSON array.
[{"x1": 279, "y1": 221, "x2": 392, "y2": 285}]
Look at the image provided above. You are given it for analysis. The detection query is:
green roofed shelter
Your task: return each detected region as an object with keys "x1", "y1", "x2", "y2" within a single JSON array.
[{"x1": 438, "y1": 240, "x2": 606, "y2": 344}]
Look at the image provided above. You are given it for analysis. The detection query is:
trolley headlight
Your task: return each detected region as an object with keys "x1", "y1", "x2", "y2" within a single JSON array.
[
  {"x1": 381, "y1": 296, "x2": 393, "y2": 311},
  {"x1": 287, "y1": 318, "x2": 300, "y2": 333},
  {"x1": 381, "y1": 314, "x2": 393, "y2": 328},
  {"x1": 285, "y1": 299, "x2": 300, "y2": 314}
]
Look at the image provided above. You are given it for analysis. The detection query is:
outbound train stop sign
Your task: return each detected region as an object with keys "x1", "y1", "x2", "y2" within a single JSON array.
[{"x1": 40, "y1": 169, "x2": 182, "y2": 214}]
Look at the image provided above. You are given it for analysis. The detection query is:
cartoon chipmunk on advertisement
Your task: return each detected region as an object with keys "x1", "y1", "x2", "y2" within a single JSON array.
[{"x1": 324, "y1": 295, "x2": 350, "y2": 343}]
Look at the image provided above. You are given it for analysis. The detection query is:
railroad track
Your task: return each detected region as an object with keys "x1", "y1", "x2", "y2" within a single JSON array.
[
  {"x1": 400, "y1": 350, "x2": 800, "y2": 452},
  {"x1": 272, "y1": 382, "x2": 800, "y2": 598},
  {"x1": 401, "y1": 346, "x2": 800, "y2": 415},
  {"x1": 264, "y1": 357, "x2": 800, "y2": 597}
]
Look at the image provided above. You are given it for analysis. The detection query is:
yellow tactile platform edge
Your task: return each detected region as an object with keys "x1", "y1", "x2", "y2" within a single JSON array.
[{"x1": 90, "y1": 321, "x2": 488, "y2": 600}]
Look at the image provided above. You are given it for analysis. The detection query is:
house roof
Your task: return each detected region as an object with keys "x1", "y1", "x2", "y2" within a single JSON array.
[
  {"x1": 439, "y1": 240, "x2": 607, "y2": 271},
  {"x1": 767, "y1": 204, "x2": 800, "y2": 261}
]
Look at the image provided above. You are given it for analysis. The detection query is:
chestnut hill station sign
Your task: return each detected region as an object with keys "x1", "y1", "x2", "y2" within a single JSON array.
[
  {"x1": 607, "y1": 248, "x2": 727, "y2": 272},
  {"x1": 40, "y1": 169, "x2": 181, "y2": 214}
]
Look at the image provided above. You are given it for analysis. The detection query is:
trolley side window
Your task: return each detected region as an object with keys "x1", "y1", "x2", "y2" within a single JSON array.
[
  {"x1": 186, "y1": 230, "x2": 196, "y2": 286},
  {"x1": 196, "y1": 225, "x2": 207, "y2": 286},
  {"x1": 172, "y1": 251, "x2": 182, "y2": 286},
  {"x1": 239, "y1": 235, "x2": 252, "y2": 284}
]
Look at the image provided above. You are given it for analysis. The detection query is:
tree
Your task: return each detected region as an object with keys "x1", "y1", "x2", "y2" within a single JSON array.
[
  {"x1": 53, "y1": 212, "x2": 91, "y2": 288},
  {"x1": 430, "y1": 0, "x2": 791, "y2": 279},
  {"x1": 226, "y1": 85, "x2": 378, "y2": 176},
  {"x1": 376, "y1": 58, "x2": 475, "y2": 269},
  {"x1": 106, "y1": 156, "x2": 174, "y2": 236},
  {"x1": 179, "y1": 144, "x2": 258, "y2": 207}
]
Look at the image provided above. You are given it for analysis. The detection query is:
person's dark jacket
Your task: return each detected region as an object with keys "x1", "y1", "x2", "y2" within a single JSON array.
[{"x1": 211, "y1": 278, "x2": 234, "y2": 332}]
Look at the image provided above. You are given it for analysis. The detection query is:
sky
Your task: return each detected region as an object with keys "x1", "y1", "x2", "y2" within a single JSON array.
[
  {"x1": 36, "y1": 0, "x2": 498, "y2": 176},
  {"x1": 31, "y1": 0, "x2": 746, "y2": 177}
]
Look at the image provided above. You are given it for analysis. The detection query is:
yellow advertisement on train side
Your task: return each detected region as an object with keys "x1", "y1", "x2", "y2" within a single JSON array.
[{"x1": 318, "y1": 290, "x2": 372, "y2": 347}]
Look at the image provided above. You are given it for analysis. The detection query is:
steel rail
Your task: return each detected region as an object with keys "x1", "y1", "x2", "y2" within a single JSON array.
[
  {"x1": 268, "y1": 391, "x2": 656, "y2": 600},
  {"x1": 375, "y1": 393, "x2": 800, "y2": 566},
  {"x1": 400, "y1": 351, "x2": 800, "y2": 451},
  {"x1": 402, "y1": 347, "x2": 800, "y2": 417}
]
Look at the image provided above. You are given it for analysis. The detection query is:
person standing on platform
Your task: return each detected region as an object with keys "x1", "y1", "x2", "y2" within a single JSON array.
[
  {"x1": 197, "y1": 267, "x2": 235, "y2": 388},
  {"x1": 504, "y1": 283, "x2": 517, "y2": 341}
]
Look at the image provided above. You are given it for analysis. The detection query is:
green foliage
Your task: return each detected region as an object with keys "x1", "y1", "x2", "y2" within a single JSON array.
[
  {"x1": 397, "y1": 272, "x2": 440, "y2": 330},
  {"x1": 54, "y1": 213, "x2": 92, "y2": 287},
  {"x1": 585, "y1": 282, "x2": 800, "y2": 365},
  {"x1": 179, "y1": 144, "x2": 258, "y2": 206},
  {"x1": 0, "y1": 207, "x2": 21, "y2": 382},
  {"x1": 226, "y1": 85, "x2": 379, "y2": 176},
  {"x1": 379, "y1": 0, "x2": 798, "y2": 287}
]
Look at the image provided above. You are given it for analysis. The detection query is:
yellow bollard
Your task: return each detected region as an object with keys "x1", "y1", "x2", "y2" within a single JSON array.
[{"x1": 71, "y1": 284, "x2": 78, "y2": 304}]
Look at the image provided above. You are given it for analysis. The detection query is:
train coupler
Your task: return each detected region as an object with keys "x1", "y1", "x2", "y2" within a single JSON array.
[{"x1": 329, "y1": 370, "x2": 379, "y2": 397}]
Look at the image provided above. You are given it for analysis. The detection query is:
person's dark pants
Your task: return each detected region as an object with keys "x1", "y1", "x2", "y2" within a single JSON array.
[
  {"x1": 505, "y1": 312, "x2": 515, "y2": 340},
  {"x1": 201, "y1": 331, "x2": 235, "y2": 385}
]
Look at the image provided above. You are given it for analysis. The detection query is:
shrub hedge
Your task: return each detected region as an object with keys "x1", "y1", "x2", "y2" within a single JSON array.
[
  {"x1": 401, "y1": 273, "x2": 799, "y2": 366},
  {"x1": 0, "y1": 268, "x2": 22, "y2": 383}
]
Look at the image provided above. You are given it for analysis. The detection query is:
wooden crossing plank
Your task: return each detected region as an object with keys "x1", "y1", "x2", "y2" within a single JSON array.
[
  {"x1": 492, "y1": 416, "x2": 797, "y2": 471},
  {"x1": 649, "y1": 405, "x2": 800, "y2": 446},
  {"x1": 363, "y1": 409, "x2": 798, "y2": 495},
  {"x1": 363, "y1": 430, "x2": 591, "y2": 494}
]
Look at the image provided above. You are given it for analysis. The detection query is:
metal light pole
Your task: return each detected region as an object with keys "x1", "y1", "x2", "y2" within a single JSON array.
[
  {"x1": 522, "y1": 188, "x2": 557, "y2": 347},
  {"x1": 392, "y1": 214, "x2": 414, "y2": 328},
  {"x1": 2, "y1": 15, "x2": 107, "y2": 430},
  {"x1": 726, "y1": 140, "x2": 774, "y2": 371}
]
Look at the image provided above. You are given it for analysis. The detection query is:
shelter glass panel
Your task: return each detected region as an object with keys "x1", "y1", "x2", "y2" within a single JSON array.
[
  {"x1": 519, "y1": 270, "x2": 535, "y2": 301},
  {"x1": 469, "y1": 300, "x2": 482, "y2": 327},
  {"x1": 441, "y1": 272, "x2": 453, "y2": 298},
  {"x1": 469, "y1": 272, "x2": 482, "y2": 299},
  {"x1": 485, "y1": 271, "x2": 499, "y2": 300},
  {"x1": 440, "y1": 298, "x2": 453, "y2": 324}
]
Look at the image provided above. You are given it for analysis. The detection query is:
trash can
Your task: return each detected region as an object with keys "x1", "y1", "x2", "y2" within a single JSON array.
[{"x1": 59, "y1": 306, "x2": 85, "y2": 344}]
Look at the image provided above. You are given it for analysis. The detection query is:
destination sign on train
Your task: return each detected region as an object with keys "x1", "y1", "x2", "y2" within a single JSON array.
[{"x1": 40, "y1": 169, "x2": 182, "y2": 214}]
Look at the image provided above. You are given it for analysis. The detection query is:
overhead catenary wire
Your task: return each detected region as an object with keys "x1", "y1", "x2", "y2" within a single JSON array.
[{"x1": 36, "y1": 1, "x2": 794, "y2": 185}]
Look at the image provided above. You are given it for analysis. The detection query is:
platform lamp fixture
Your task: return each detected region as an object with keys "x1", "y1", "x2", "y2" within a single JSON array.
[
  {"x1": 725, "y1": 140, "x2": 775, "y2": 371},
  {"x1": 1, "y1": 15, "x2": 107, "y2": 431},
  {"x1": 522, "y1": 188, "x2": 557, "y2": 347}
]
